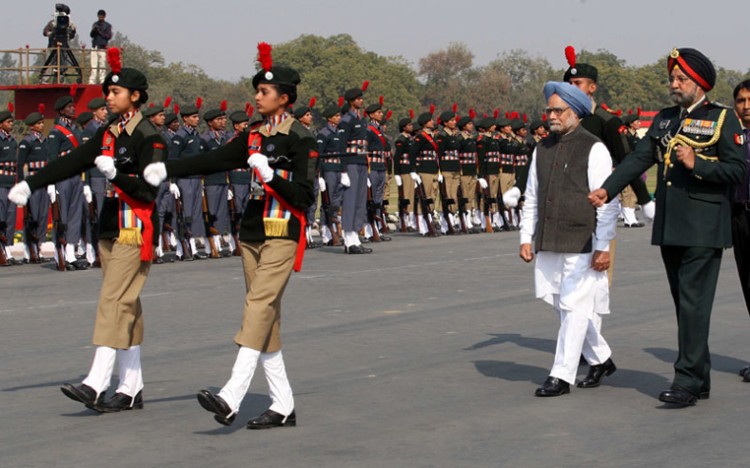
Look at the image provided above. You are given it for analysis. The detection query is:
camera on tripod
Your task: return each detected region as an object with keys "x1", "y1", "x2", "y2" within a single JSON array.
[{"x1": 51, "y1": 3, "x2": 73, "y2": 46}]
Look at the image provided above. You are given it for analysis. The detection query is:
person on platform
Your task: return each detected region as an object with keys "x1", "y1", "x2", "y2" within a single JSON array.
[{"x1": 88, "y1": 9, "x2": 112, "y2": 84}]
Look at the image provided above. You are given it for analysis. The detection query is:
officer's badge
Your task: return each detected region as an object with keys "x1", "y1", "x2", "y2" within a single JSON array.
[
  {"x1": 266, "y1": 144, "x2": 275, "y2": 152},
  {"x1": 119, "y1": 147, "x2": 127, "y2": 154},
  {"x1": 735, "y1": 133, "x2": 745, "y2": 146},
  {"x1": 112, "y1": 75, "x2": 119, "y2": 83},
  {"x1": 264, "y1": 71, "x2": 273, "y2": 81},
  {"x1": 670, "y1": 48, "x2": 680, "y2": 59},
  {"x1": 659, "y1": 120, "x2": 671, "y2": 130}
]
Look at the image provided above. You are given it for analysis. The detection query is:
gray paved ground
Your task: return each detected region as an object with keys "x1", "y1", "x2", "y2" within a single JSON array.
[{"x1": 1, "y1": 225, "x2": 748, "y2": 468}]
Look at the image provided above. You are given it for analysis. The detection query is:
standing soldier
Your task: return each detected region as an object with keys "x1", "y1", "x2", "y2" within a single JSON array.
[
  {"x1": 81, "y1": 97, "x2": 109, "y2": 266},
  {"x1": 510, "y1": 117, "x2": 532, "y2": 228},
  {"x1": 48, "y1": 90, "x2": 88, "y2": 270},
  {"x1": 201, "y1": 102, "x2": 231, "y2": 257},
  {"x1": 458, "y1": 111, "x2": 481, "y2": 232},
  {"x1": 294, "y1": 98, "x2": 322, "y2": 248},
  {"x1": 316, "y1": 102, "x2": 344, "y2": 245},
  {"x1": 227, "y1": 109, "x2": 252, "y2": 254},
  {"x1": 437, "y1": 107, "x2": 462, "y2": 233},
  {"x1": 17, "y1": 108, "x2": 52, "y2": 263},
  {"x1": 172, "y1": 99, "x2": 208, "y2": 259},
  {"x1": 477, "y1": 117, "x2": 501, "y2": 231},
  {"x1": 338, "y1": 82, "x2": 372, "y2": 253},
  {"x1": 393, "y1": 114, "x2": 416, "y2": 231},
  {"x1": 0, "y1": 104, "x2": 19, "y2": 265},
  {"x1": 410, "y1": 108, "x2": 440, "y2": 236},
  {"x1": 142, "y1": 101, "x2": 174, "y2": 262},
  {"x1": 365, "y1": 98, "x2": 391, "y2": 241}
]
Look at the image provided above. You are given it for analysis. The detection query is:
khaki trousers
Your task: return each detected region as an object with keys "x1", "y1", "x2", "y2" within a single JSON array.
[
  {"x1": 499, "y1": 172, "x2": 516, "y2": 199},
  {"x1": 419, "y1": 173, "x2": 439, "y2": 212},
  {"x1": 235, "y1": 239, "x2": 297, "y2": 353},
  {"x1": 460, "y1": 175, "x2": 477, "y2": 212},
  {"x1": 93, "y1": 240, "x2": 151, "y2": 349},
  {"x1": 399, "y1": 174, "x2": 415, "y2": 212},
  {"x1": 443, "y1": 171, "x2": 461, "y2": 214},
  {"x1": 620, "y1": 185, "x2": 637, "y2": 209}
]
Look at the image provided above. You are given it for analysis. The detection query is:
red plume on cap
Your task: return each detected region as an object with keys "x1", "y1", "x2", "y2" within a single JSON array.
[
  {"x1": 627, "y1": 109, "x2": 633, "y2": 115},
  {"x1": 361, "y1": 80, "x2": 369, "y2": 92},
  {"x1": 379, "y1": 95, "x2": 384, "y2": 107},
  {"x1": 163, "y1": 96, "x2": 172, "y2": 108},
  {"x1": 247, "y1": 105, "x2": 254, "y2": 117},
  {"x1": 7, "y1": 102, "x2": 13, "y2": 113},
  {"x1": 452, "y1": 102, "x2": 458, "y2": 113},
  {"x1": 69, "y1": 83, "x2": 78, "y2": 96},
  {"x1": 38, "y1": 103, "x2": 45, "y2": 114},
  {"x1": 565, "y1": 45, "x2": 576, "y2": 68},
  {"x1": 615, "y1": 109, "x2": 623, "y2": 117},
  {"x1": 257, "y1": 42, "x2": 273, "y2": 72},
  {"x1": 196, "y1": 97, "x2": 203, "y2": 110},
  {"x1": 385, "y1": 110, "x2": 393, "y2": 121},
  {"x1": 107, "y1": 47, "x2": 122, "y2": 74},
  {"x1": 601, "y1": 103, "x2": 610, "y2": 111},
  {"x1": 409, "y1": 109, "x2": 415, "y2": 120},
  {"x1": 308, "y1": 97, "x2": 316, "y2": 108},
  {"x1": 173, "y1": 104, "x2": 180, "y2": 115},
  {"x1": 148, "y1": 103, "x2": 154, "y2": 108},
  {"x1": 637, "y1": 107, "x2": 642, "y2": 117},
  {"x1": 483, "y1": 113, "x2": 488, "y2": 118},
  {"x1": 469, "y1": 108, "x2": 476, "y2": 120},
  {"x1": 523, "y1": 113, "x2": 528, "y2": 123},
  {"x1": 429, "y1": 104, "x2": 435, "y2": 115},
  {"x1": 504, "y1": 111, "x2": 509, "y2": 119},
  {"x1": 220, "y1": 100, "x2": 228, "y2": 112},
  {"x1": 542, "y1": 113, "x2": 548, "y2": 122},
  {"x1": 337, "y1": 96, "x2": 344, "y2": 108},
  {"x1": 493, "y1": 109, "x2": 499, "y2": 119}
]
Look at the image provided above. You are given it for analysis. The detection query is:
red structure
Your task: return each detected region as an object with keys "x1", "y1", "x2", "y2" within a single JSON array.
[{"x1": 0, "y1": 83, "x2": 103, "y2": 121}]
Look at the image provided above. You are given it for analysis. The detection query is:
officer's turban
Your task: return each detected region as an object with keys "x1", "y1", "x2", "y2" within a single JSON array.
[{"x1": 667, "y1": 48, "x2": 716, "y2": 92}]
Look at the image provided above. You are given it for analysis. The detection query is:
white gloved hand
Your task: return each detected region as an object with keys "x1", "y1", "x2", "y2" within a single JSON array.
[
  {"x1": 478, "y1": 178, "x2": 488, "y2": 190},
  {"x1": 318, "y1": 177, "x2": 327, "y2": 192},
  {"x1": 410, "y1": 172, "x2": 422, "y2": 185},
  {"x1": 227, "y1": 189, "x2": 234, "y2": 201},
  {"x1": 47, "y1": 184, "x2": 56, "y2": 203},
  {"x1": 367, "y1": 177, "x2": 372, "y2": 188},
  {"x1": 169, "y1": 183, "x2": 180, "y2": 198},
  {"x1": 642, "y1": 200, "x2": 656, "y2": 221},
  {"x1": 437, "y1": 173, "x2": 444, "y2": 183},
  {"x1": 340, "y1": 172, "x2": 351, "y2": 187},
  {"x1": 395, "y1": 175, "x2": 403, "y2": 187},
  {"x1": 143, "y1": 162, "x2": 167, "y2": 187},
  {"x1": 8, "y1": 181, "x2": 32, "y2": 206},
  {"x1": 247, "y1": 153, "x2": 274, "y2": 183},
  {"x1": 82, "y1": 185, "x2": 93, "y2": 204},
  {"x1": 94, "y1": 156, "x2": 117, "y2": 180}
]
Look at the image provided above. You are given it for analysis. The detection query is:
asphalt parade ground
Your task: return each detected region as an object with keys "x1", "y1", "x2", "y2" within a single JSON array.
[{"x1": 1, "y1": 224, "x2": 748, "y2": 468}]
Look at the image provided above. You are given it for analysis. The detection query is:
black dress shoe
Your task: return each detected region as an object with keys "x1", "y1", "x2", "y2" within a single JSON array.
[
  {"x1": 346, "y1": 245, "x2": 372, "y2": 254},
  {"x1": 624, "y1": 222, "x2": 645, "y2": 228},
  {"x1": 658, "y1": 385, "x2": 697, "y2": 407},
  {"x1": 193, "y1": 252, "x2": 209, "y2": 260},
  {"x1": 535, "y1": 377, "x2": 570, "y2": 397},
  {"x1": 153, "y1": 257, "x2": 165, "y2": 264},
  {"x1": 577, "y1": 358, "x2": 617, "y2": 388},
  {"x1": 60, "y1": 383, "x2": 103, "y2": 411},
  {"x1": 379, "y1": 235, "x2": 392, "y2": 242},
  {"x1": 196, "y1": 390, "x2": 235, "y2": 426},
  {"x1": 246, "y1": 409, "x2": 296, "y2": 429},
  {"x1": 739, "y1": 365, "x2": 750, "y2": 379},
  {"x1": 98, "y1": 391, "x2": 143, "y2": 413}
]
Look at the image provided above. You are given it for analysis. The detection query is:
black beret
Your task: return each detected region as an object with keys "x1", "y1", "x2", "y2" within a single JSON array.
[
  {"x1": 164, "y1": 112, "x2": 178, "y2": 125},
  {"x1": 229, "y1": 110, "x2": 249, "y2": 124},
  {"x1": 529, "y1": 119, "x2": 544, "y2": 131},
  {"x1": 417, "y1": 112, "x2": 433, "y2": 126},
  {"x1": 251, "y1": 66, "x2": 301, "y2": 90},
  {"x1": 344, "y1": 87, "x2": 363, "y2": 102},
  {"x1": 179, "y1": 104, "x2": 199, "y2": 117},
  {"x1": 398, "y1": 118, "x2": 412, "y2": 131},
  {"x1": 54, "y1": 95, "x2": 74, "y2": 111},
  {"x1": 103, "y1": 68, "x2": 149, "y2": 104},
  {"x1": 412, "y1": 121, "x2": 422, "y2": 132},
  {"x1": 495, "y1": 117, "x2": 512, "y2": 128},
  {"x1": 365, "y1": 103, "x2": 382, "y2": 115},
  {"x1": 293, "y1": 106, "x2": 311, "y2": 119},
  {"x1": 142, "y1": 105, "x2": 164, "y2": 118},
  {"x1": 563, "y1": 63, "x2": 598, "y2": 83},
  {"x1": 439, "y1": 111, "x2": 456, "y2": 124},
  {"x1": 457, "y1": 116, "x2": 473, "y2": 129},
  {"x1": 87, "y1": 97, "x2": 106, "y2": 110},
  {"x1": 76, "y1": 111, "x2": 93, "y2": 126},
  {"x1": 622, "y1": 114, "x2": 638, "y2": 125},
  {"x1": 511, "y1": 119, "x2": 525, "y2": 131},
  {"x1": 203, "y1": 108, "x2": 226, "y2": 122},
  {"x1": 322, "y1": 105, "x2": 340, "y2": 119},
  {"x1": 667, "y1": 48, "x2": 716, "y2": 91},
  {"x1": 0, "y1": 110, "x2": 12, "y2": 122},
  {"x1": 478, "y1": 117, "x2": 496, "y2": 130},
  {"x1": 24, "y1": 112, "x2": 44, "y2": 126}
]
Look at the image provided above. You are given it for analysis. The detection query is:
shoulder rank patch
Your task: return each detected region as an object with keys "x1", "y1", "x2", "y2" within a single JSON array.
[{"x1": 735, "y1": 133, "x2": 745, "y2": 146}]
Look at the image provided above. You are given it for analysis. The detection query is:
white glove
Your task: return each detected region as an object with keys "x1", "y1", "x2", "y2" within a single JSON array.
[
  {"x1": 318, "y1": 177, "x2": 326, "y2": 192},
  {"x1": 395, "y1": 175, "x2": 403, "y2": 187},
  {"x1": 410, "y1": 172, "x2": 422, "y2": 185},
  {"x1": 83, "y1": 185, "x2": 93, "y2": 204},
  {"x1": 169, "y1": 183, "x2": 180, "y2": 198},
  {"x1": 341, "y1": 172, "x2": 351, "y2": 187},
  {"x1": 367, "y1": 177, "x2": 372, "y2": 188},
  {"x1": 227, "y1": 189, "x2": 234, "y2": 201},
  {"x1": 47, "y1": 184, "x2": 56, "y2": 203},
  {"x1": 502, "y1": 187, "x2": 521, "y2": 208},
  {"x1": 247, "y1": 153, "x2": 274, "y2": 183},
  {"x1": 8, "y1": 181, "x2": 32, "y2": 206},
  {"x1": 478, "y1": 178, "x2": 488, "y2": 190},
  {"x1": 642, "y1": 200, "x2": 655, "y2": 221},
  {"x1": 143, "y1": 162, "x2": 167, "y2": 187},
  {"x1": 94, "y1": 156, "x2": 117, "y2": 180},
  {"x1": 437, "y1": 173, "x2": 444, "y2": 183}
]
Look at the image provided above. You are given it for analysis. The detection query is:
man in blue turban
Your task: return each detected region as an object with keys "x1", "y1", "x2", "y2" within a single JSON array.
[{"x1": 518, "y1": 81, "x2": 620, "y2": 397}]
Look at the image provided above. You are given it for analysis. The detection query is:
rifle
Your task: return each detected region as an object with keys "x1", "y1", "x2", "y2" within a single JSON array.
[
  {"x1": 456, "y1": 184, "x2": 469, "y2": 234},
  {"x1": 320, "y1": 183, "x2": 341, "y2": 246},
  {"x1": 201, "y1": 186, "x2": 220, "y2": 258},
  {"x1": 50, "y1": 199, "x2": 67, "y2": 271},
  {"x1": 380, "y1": 199, "x2": 390, "y2": 234},
  {"x1": 174, "y1": 195, "x2": 194, "y2": 260},
  {"x1": 437, "y1": 174, "x2": 456, "y2": 235},
  {"x1": 23, "y1": 204, "x2": 40, "y2": 264},
  {"x1": 227, "y1": 184, "x2": 242, "y2": 256},
  {"x1": 366, "y1": 183, "x2": 382, "y2": 242},
  {"x1": 88, "y1": 199, "x2": 100, "y2": 266},
  {"x1": 480, "y1": 181, "x2": 495, "y2": 234},
  {"x1": 161, "y1": 215, "x2": 173, "y2": 254},
  {"x1": 397, "y1": 183, "x2": 409, "y2": 232},
  {"x1": 414, "y1": 180, "x2": 436, "y2": 237}
]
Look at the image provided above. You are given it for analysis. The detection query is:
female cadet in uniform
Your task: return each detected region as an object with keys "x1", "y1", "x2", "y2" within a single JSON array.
[
  {"x1": 9, "y1": 48, "x2": 165, "y2": 413},
  {"x1": 143, "y1": 43, "x2": 315, "y2": 429}
]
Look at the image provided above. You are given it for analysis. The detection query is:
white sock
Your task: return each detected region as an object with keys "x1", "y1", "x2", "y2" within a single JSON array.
[
  {"x1": 261, "y1": 351, "x2": 294, "y2": 416},
  {"x1": 218, "y1": 346, "x2": 261, "y2": 413},
  {"x1": 65, "y1": 243, "x2": 77, "y2": 263},
  {"x1": 82, "y1": 346, "x2": 117, "y2": 395},
  {"x1": 189, "y1": 238, "x2": 197, "y2": 256},
  {"x1": 115, "y1": 345, "x2": 143, "y2": 398},
  {"x1": 363, "y1": 223, "x2": 373, "y2": 238},
  {"x1": 343, "y1": 231, "x2": 360, "y2": 247},
  {"x1": 320, "y1": 225, "x2": 332, "y2": 243}
]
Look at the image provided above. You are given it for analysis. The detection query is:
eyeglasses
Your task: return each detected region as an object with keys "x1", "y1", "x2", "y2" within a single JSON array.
[{"x1": 544, "y1": 106, "x2": 570, "y2": 116}]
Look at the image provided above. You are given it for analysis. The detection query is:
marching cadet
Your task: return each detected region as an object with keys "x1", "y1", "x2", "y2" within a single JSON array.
[
  {"x1": 437, "y1": 108, "x2": 462, "y2": 233},
  {"x1": 510, "y1": 117, "x2": 532, "y2": 228},
  {"x1": 365, "y1": 99, "x2": 391, "y2": 241},
  {"x1": 228, "y1": 109, "x2": 252, "y2": 254},
  {"x1": 172, "y1": 99, "x2": 209, "y2": 259},
  {"x1": 618, "y1": 113, "x2": 644, "y2": 228},
  {"x1": 294, "y1": 98, "x2": 322, "y2": 248},
  {"x1": 393, "y1": 114, "x2": 416, "y2": 231},
  {"x1": 338, "y1": 82, "x2": 372, "y2": 253},
  {"x1": 142, "y1": 42, "x2": 314, "y2": 429},
  {"x1": 0, "y1": 104, "x2": 19, "y2": 265},
  {"x1": 381, "y1": 113, "x2": 395, "y2": 224},
  {"x1": 160, "y1": 107, "x2": 181, "y2": 256},
  {"x1": 528, "y1": 119, "x2": 547, "y2": 149},
  {"x1": 201, "y1": 102, "x2": 231, "y2": 257},
  {"x1": 410, "y1": 109, "x2": 440, "y2": 236},
  {"x1": 48, "y1": 91, "x2": 88, "y2": 270},
  {"x1": 477, "y1": 117, "x2": 501, "y2": 231},
  {"x1": 316, "y1": 103, "x2": 344, "y2": 245},
  {"x1": 17, "y1": 109, "x2": 52, "y2": 263},
  {"x1": 9, "y1": 47, "x2": 166, "y2": 412},
  {"x1": 457, "y1": 111, "x2": 482, "y2": 232}
]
